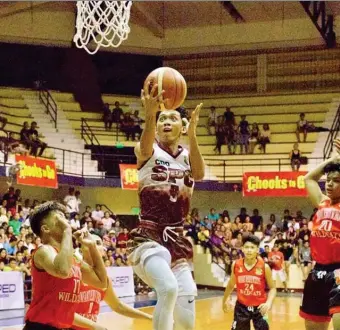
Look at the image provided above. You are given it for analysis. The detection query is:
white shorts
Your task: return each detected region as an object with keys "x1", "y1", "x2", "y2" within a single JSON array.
[
  {"x1": 128, "y1": 241, "x2": 197, "y2": 297},
  {"x1": 272, "y1": 269, "x2": 287, "y2": 282}
]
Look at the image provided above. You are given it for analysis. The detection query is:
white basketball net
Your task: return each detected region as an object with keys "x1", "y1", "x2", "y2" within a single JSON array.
[{"x1": 74, "y1": 1, "x2": 132, "y2": 55}]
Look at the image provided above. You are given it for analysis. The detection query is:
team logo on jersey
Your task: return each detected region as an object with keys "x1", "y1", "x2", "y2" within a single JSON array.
[
  {"x1": 184, "y1": 156, "x2": 189, "y2": 165},
  {"x1": 255, "y1": 267, "x2": 263, "y2": 275},
  {"x1": 155, "y1": 159, "x2": 170, "y2": 167},
  {"x1": 238, "y1": 267, "x2": 243, "y2": 273}
]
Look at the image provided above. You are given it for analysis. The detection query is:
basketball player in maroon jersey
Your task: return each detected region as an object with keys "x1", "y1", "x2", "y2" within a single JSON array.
[
  {"x1": 72, "y1": 234, "x2": 152, "y2": 330},
  {"x1": 128, "y1": 82, "x2": 205, "y2": 330},
  {"x1": 300, "y1": 138, "x2": 340, "y2": 330},
  {"x1": 222, "y1": 235, "x2": 276, "y2": 330},
  {"x1": 24, "y1": 201, "x2": 108, "y2": 330}
]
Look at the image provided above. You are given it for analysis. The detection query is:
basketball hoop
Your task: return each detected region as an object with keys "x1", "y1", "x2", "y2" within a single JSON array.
[{"x1": 74, "y1": 1, "x2": 132, "y2": 55}]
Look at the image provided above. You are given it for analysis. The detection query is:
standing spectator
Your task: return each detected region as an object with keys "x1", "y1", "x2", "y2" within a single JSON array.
[
  {"x1": 290, "y1": 143, "x2": 302, "y2": 171},
  {"x1": 2, "y1": 187, "x2": 17, "y2": 214},
  {"x1": 238, "y1": 115, "x2": 249, "y2": 154},
  {"x1": 207, "y1": 106, "x2": 217, "y2": 135},
  {"x1": 63, "y1": 187, "x2": 78, "y2": 218},
  {"x1": 223, "y1": 106, "x2": 235, "y2": 129},
  {"x1": 75, "y1": 190, "x2": 82, "y2": 213},
  {"x1": 250, "y1": 209, "x2": 263, "y2": 229},
  {"x1": 111, "y1": 101, "x2": 124, "y2": 125},
  {"x1": 214, "y1": 115, "x2": 226, "y2": 155},
  {"x1": 296, "y1": 112, "x2": 308, "y2": 142},
  {"x1": 91, "y1": 204, "x2": 104, "y2": 222},
  {"x1": 280, "y1": 240, "x2": 294, "y2": 280},
  {"x1": 258, "y1": 123, "x2": 271, "y2": 153},
  {"x1": 28, "y1": 121, "x2": 47, "y2": 157},
  {"x1": 226, "y1": 124, "x2": 237, "y2": 155},
  {"x1": 102, "y1": 103, "x2": 112, "y2": 130}
]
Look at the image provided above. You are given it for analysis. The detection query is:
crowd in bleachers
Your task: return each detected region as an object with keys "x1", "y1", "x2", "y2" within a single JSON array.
[{"x1": 184, "y1": 206, "x2": 314, "y2": 289}]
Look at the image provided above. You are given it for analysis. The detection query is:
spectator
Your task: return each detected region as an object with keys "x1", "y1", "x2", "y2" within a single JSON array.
[
  {"x1": 0, "y1": 248, "x2": 9, "y2": 264},
  {"x1": 91, "y1": 204, "x2": 104, "y2": 222},
  {"x1": 296, "y1": 112, "x2": 308, "y2": 142},
  {"x1": 226, "y1": 124, "x2": 238, "y2": 155},
  {"x1": 207, "y1": 106, "x2": 217, "y2": 135},
  {"x1": 258, "y1": 123, "x2": 271, "y2": 153},
  {"x1": 238, "y1": 115, "x2": 249, "y2": 154},
  {"x1": 3, "y1": 259, "x2": 19, "y2": 271},
  {"x1": 299, "y1": 240, "x2": 312, "y2": 281},
  {"x1": 3, "y1": 236, "x2": 18, "y2": 255},
  {"x1": 290, "y1": 143, "x2": 302, "y2": 172},
  {"x1": 248, "y1": 122, "x2": 260, "y2": 154},
  {"x1": 117, "y1": 228, "x2": 129, "y2": 249},
  {"x1": 20, "y1": 122, "x2": 32, "y2": 152},
  {"x1": 3, "y1": 187, "x2": 17, "y2": 214},
  {"x1": 223, "y1": 106, "x2": 235, "y2": 128},
  {"x1": 102, "y1": 103, "x2": 112, "y2": 130},
  {"x1": 197, "y1": 226, "x2": 210, "y2": 252},
  {"x1": 8, "y1": 132, "x2": 29, "y2": 156},
  {"x1": 63, "y1": 187, "x2": 78, "y2": 218},
  {"x1": 131, "y1": 110, "x2": 144, "y2": 140},
  {"x1": 120, "y1": 112, "x2": 135, "y2": 141},
  {"x1": 207, "y1": 208, "x2": 219, "y2": 222},
  {"x1": 102, "y1": 211, "x2": 115, "y2": 231},
  {"x1": 250, "y1": 209, "x2": 263, "y2": 229},
  {"x1": 280, "y1": 240, "x2": 294, "y2": 279},
  {"x1": 237, "y1": 207, "x2": 249, "y2": 223},
  {"x1": 0, "y1": 208, "x2": 8, "y2": 225},
  {"x1": 0, "y1": 112, "x2": 8, "y2": 130},
  {"x1": 70, "y1": 213, "x2": 81, "y2": 231},
  {"x1": 28, "y1": 121, "x2": 47, "y2": 157},
  {"x1": 214, "y1": 115, "x2": 226, "y2": 155},
  {"x1": 8, "y1": 212, "x2": 21, "y2": 236},
  {"x1": 111, "y1": 101, "x2": 124, "y2": 125}
]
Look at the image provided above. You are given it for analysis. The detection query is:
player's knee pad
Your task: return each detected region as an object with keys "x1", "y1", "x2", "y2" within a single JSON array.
[{"x1": 174, "y1": 295, "x2": 195, "y2": 330}]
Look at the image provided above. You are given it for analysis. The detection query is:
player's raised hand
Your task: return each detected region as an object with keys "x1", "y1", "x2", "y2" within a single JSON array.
[
  {"x1": 74, "y1": 228, "x2": 95, "y2": 247},
  {"x1": 258, "y1": 302, "x2": 270, "y2": 316},
  {"x1": 187, "y1": 103, "x2": 203, "y2": 138},
  {"x1": 141, "y1": 82, "x2": 165, "y2": 115}
]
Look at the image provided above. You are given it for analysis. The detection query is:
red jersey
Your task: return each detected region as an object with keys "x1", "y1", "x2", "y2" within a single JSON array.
[
  {"x1": 25, "y1": 248, "x2": 82, "y2": 329},
  {"x1": 268, "y1": 251, "x2": 284, "y2": 270},
  {"x1": 73, "y1": 283, "x2": 106, "y2": 330},
  {"x1": 310, "y1": 200, "x2": 340, "y2": 264},
  {"x1": 234, "y1": 258, "x2": 267, "y2": 307}
]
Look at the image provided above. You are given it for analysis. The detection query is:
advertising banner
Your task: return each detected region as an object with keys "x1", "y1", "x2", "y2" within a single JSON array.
[
  {"x1": 0, "y1": 271, "x2": 25, "y2": 310},
  {"x1": 119, "y1": 164, "x2": 138, "y2": 190}
]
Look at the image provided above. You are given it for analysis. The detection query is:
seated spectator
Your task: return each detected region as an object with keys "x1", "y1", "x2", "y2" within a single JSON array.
[
  {"x1": 299, "y1": 240, "x2": 312, "y2": 281},
  {"x1": 197, "y1": 226, "x2": 210, "y2": 252},
  {"x1": 231, "y1": 217, "x2": 243, "y2": 232},
  {"x1": 70, "y1": 213, "x2": 81, "y2": 231},
  {"x1": 296, "y1": 112, "x2": 308, "y2": 142},
  {"x1": 243, "y1": 216, "x2": 253, "y2": 232},
  {"x1": 7, "y1": 133, "x2": 29, "y2": 156},
  {"x1": 250, "y1": 209, "x2": 263, "y2": 229},
  {"x1": 117, "y1": 228, "x2": 129, "y2": 249},
  {"x1": 258, "y1": 123, "x2": 271, "y2": 153},
  {"x1": 3, "y1": 259, "x2": 20, "y2": 271},
  {"x1": 28, "y1": 121, "x2": 47, "y2": 157},
  {"x1": 0, "y1": 248, "x2": 9, "y2": 264},
  {"x1": 208, "y1": 208, "x2": 219, "y2": 222},
  {"x1": 290, "y1": 143, "x2": 302, "y2": 171},
  {"x1": 102, "y1": 211, "x2": 115, "y2": 231},
  {"x1": 207, "y1": 106, "x2": 217, "y2": 135},
  {"x1": 3, "y1": 187, "x2": 17, "y2": 214},
  {"x1": 237, "y1": 207, "x2": 249, "y2": 223},
  {"x1": 91, "y1": 204, "x2": 104, "y2": 222},
  {"x1": 120, "y1": 112, "x2": 135, "y2": 141},
  {"x1": 3, "y1": 236, "x2": 18, "y2": 255},
  {"x1": 8, "y1": 212, "x2": 21, "y2": 236},
  {"x1": 0, "y1": 208, "x2": 8, "y2": 225},
  {"x1": 131, "y1": 110, "x2": 144, "y2": 140},
  {"x1": 248, "y1": 122, "x2": 260, "y2": 154},
  {"x1": 111, "y1": 101, "x2": 124, "y2": 125},
  {"x1": 102, "y1": 103, "x2": 112, "y2": 130},
  {"x1": 0, "y1": 112, "x2": 8, "y2": 130},
  {"x1": 114, "y1": 219, "x2": 122, "y2": 234}
]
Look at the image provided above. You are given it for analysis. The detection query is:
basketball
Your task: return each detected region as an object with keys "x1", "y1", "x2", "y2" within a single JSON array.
[{"x1": 144, "y1": 67, "x2": 187, "y2": 110}]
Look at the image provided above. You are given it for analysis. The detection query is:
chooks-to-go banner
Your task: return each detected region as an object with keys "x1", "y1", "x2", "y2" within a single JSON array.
[
  {"x1": 119, "y1": 164, "x2": 138, "y2": 190},
  {"x1": 243, "y1": 171, "x2": 308, "y2": 197},
  {"x1": 15, "y1": 155, "x2": 58, "y2": 189}
]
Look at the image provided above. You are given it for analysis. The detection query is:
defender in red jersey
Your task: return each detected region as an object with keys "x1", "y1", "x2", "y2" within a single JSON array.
[
  {"x1": 128, "y1": 83, "x2": 205, "y2": 330},
  {"x1": 72, "y1": 235, "x2": 152, "y2": 330},
  {"x1": 222, "y1": 235, "x2": 276, "y2": 330},
  {"x1": 300, "y1": 139, "x2": 340, "y2": 330},
  {"x1": 24, "y1": 202, "x2": 108, "y2": 330}
]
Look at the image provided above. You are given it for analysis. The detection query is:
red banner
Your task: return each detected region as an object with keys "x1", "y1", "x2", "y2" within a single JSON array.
[
  {"x1": 119, "y1": 164, "x2": 138, "y2": 190},
  {"x1": 243, "y1": 171, "x2": 307, "y2": 197},
  {"x1": 15, "y1": 155, "x2": 58, "y2": 189}
]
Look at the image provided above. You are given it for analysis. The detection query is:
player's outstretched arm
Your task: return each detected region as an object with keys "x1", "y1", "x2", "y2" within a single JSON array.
[
  {"x1": 258, "y1": 264, "x2": 277, "y2": 316},
  {"x1": 34, "y1": 226, "x2": 74, "y2": 278},
  {"x1": 104, "y1": 281, "x2": 152, "y2": 320},
  {"x1": 304, "y1": 139, "x2": 340, "y2": 207},
  {"x1": 188, "y1": 103, "x2": 205, "y2": 181},
  {"x1": 75, "y1": 230, "x2": 108, "y2": 290},
  {"x1": 136, "y1": 82, "x2": 164, "y2": 167},
  {"x1": 222, "y1": 262, "x2": 236, "y2": 313},
  {"x1": 73, "y1": 313, "x2": 107, "y2": 330}
]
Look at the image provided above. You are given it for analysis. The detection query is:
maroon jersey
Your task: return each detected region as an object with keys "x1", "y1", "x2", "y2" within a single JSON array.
[
  {"x1": 130, "y1": 143, "x2": 194, "y2": 263},
  {"x1": 310, "y1": 200, "x2": 340, "y2": 264}
]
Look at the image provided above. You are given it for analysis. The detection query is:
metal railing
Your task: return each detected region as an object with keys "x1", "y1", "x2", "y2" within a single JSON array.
[
  {"x1": 81, "y1": 118, "x2": 103, "y2": 152},
  {"x1": 38, "y1": 88, "x2": 58, "y2": 128},
  {"x1": 323, "y1": 104, "x2": 340, "y2": 159}
]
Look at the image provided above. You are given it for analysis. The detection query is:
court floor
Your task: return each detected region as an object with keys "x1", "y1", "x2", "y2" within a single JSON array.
[{"x1": 1, "y1": 294, "x2": 335, "y2": 330}]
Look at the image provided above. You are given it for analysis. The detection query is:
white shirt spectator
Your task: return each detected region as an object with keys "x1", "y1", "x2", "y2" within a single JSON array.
[
  {"x1": 102, "y1": 216, "x2": 115, "y2": 231},
  {"x1": 21, "y1": 206, "x2": 31, "y2": 220},
  {"x1": 92, "y1": 210, "x2": 104, "y2": 221},
  {"x1": 64, "y1": 195, "x2": 78, "y2": 213},
  {"x1": 70, "y1": 218, "x2": 81, "y2": 230},
  {"x1": 288, "y1": 221, "x2": 300, "y2": 231}
]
